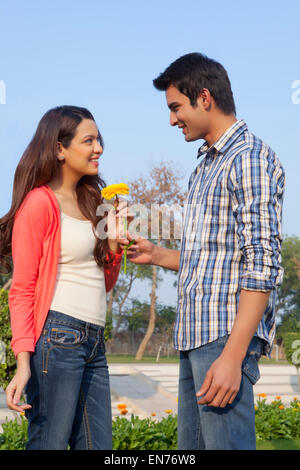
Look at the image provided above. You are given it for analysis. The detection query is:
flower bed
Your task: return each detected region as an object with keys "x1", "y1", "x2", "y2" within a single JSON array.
[
  {"x1": 1, "y1": 397, "x2": 300, "y2": 450},
  {"x1": 255, "y1": 396, "x2": 300, "y2": 441}
]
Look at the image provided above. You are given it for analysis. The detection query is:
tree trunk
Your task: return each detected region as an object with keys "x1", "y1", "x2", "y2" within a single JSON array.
[
  {"x1": 112, "y1": 273, "x2": 136, "y2": 335},
  {"x1": 105, "y1": 289, "x2": 114, "y2": 344},
  {"x1": 135, "y1": 264, "x2": 158, "y2": 360},
  {"x1": 107, "y1": 289, "x2": 113, "y2": 314},
  {"x1": 2, "y1": 278, "x2": 12, "y2": 290}
]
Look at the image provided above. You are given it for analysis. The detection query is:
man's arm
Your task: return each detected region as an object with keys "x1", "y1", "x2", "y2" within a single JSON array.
[
  {"x1": 125, "y1": 235, "x2": 180, "y2": 271},
  {"x1": 152, "y1": 245, "x2": 180, "y2": 271},
  {"x1": 219, "y1": 290, "x2": 270, "y2": 362},
  {"x1": 196, "y1": 289, "x2": 270, "y2": 408}
]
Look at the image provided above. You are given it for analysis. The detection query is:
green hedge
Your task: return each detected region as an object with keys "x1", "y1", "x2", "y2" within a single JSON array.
[
  {"x1": 0, "y1": 289, "x2": 15, "y2": 390},
  {"x1": 1, "y1": 397, "x2": 300, "y2": 450},
  {"x1": 0, "y1": 414, "x2": 177, "y2": 450}
]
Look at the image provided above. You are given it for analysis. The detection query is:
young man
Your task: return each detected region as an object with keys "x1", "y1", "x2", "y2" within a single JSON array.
[{"x1": 126, "y1": 53, "x2": 285, "y2": 450}]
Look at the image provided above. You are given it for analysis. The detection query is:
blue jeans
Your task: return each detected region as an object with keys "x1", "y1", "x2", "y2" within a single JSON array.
[
  {"x1": 178, "y1": 335, "x2": 263, "y2": 450},
  {"x1": 25, "y1": 310, "x2": 112, "y2": 450}
]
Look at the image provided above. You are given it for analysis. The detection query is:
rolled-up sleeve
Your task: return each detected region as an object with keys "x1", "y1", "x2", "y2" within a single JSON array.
[{"x1": 228, "y1": 147, "x2": 285, "y2": 292}]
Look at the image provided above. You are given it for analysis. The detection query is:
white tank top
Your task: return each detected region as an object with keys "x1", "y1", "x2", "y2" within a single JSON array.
[{"x1": 50, "y1": 212, "x2": 107, "y2": 326}]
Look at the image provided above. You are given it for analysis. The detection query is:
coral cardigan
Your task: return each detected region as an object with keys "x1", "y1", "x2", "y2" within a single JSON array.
[{"x1": 8, "y1": 184, "x2": 123, "y2": 358}]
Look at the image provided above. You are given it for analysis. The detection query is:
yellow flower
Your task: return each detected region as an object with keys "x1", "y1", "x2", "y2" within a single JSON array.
[
  {"x1": 165, "y1": 410, "x2": 173, "y2": 414},
  {"x1": 20, "y1": 412, "x2": 25, "y2": 416},
  {"x1": 279, "y1": 405, "x2": 284, "y2": 410},
  {"x1": 117, "y1": 403, "x2": 127, "y2": 410},
  {"x1": 297, "y1": 403, "x2": 300, "y2": 407},
  {"x1": 258, "y1": 393, "x2": 267, "y2": 398},
  {"x1": 275, "y1": 396, "x2": 281, "y2": 400},
  {"x1": 293, "y1": 408, "x2": 299, "y2": 412},
  {"x1": 101, "y1": 183, "x2": 130, "y2": 200}
]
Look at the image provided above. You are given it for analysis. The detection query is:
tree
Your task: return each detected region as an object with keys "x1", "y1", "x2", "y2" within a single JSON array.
[
  {"x1": 104, "y1": 260, "x2": 153, "y2": 346},
  {"x1": 155, "y1": 303, "x2": 177, "y2": 334},
  {"x1": 276, "y1": 308, "x2": 300, "y2": 340},
  {"x1": 276, "y1": 235, "x2": 300, "y2": 312},
  {"x1": 117, "y1": 298, "x2": 177, "y2": 356},
  {"x1": 0, "y1": 274, "x2": 11, "y2": 290},
  {"x1": 0, "y1": 254, "x2": 13, "y2": 289},
  {"x1": 283, "y1": 332, "x2": 300, "y2": 390},
  {"x1": 276, "y1": 236, "x2": 300, "y2": 339},
  {"x1": 0, "y1": 289, "x2": 16, "y2": 390},
  {"x1": 128, "y1": 161, "x2": 187, "y2": 360}
]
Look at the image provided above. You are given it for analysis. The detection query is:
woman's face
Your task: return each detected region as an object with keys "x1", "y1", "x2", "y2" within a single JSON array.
[{"x1": 58, "y1": 118, "x2": 103, "y2": 176}]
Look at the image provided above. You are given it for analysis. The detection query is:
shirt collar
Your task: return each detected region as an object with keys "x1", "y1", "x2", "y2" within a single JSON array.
[{"x1": 197, "y1": 119, "x2": 248, "y2": 159}]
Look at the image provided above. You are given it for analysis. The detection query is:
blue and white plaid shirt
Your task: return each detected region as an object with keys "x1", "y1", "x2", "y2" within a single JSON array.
[{"x1": 174, "y1": 119, "x2": 285, "y2": 355}]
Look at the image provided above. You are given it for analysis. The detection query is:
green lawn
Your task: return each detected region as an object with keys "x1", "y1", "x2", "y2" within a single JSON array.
[
  {"x1": 258, "y1": 358, "x2": 289, "y2": 365},
  {"x1": 107, "y1": 354, "x2": 289, "y2": 365},
  {"x1": 256, "y1": 438, "x2": 300, "y2": 450},
  {"x1": 107, "y1": 354, "x2": 179, "y2": 363}
]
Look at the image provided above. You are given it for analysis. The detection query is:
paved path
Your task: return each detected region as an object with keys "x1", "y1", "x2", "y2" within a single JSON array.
[
  {"x1": 109, "y1": 364, "x2": 178, "y2": 420},
  {"x1": 0, "y1": 390, "x2": 18, "y2": 433},
  {"x1": 109, "y1": 363, "x2": 300, "y2": 419},
  {"x1": 1, "y1": 363, "x2": 299, "y2": 431}
]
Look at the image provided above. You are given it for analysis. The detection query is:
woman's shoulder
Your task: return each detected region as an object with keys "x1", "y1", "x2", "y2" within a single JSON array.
[{"x1": 16, "y1": 185, "x2": 53, "y2": 220}]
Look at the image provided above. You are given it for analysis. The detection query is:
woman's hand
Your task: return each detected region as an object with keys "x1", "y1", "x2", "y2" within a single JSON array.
[
  {"x1": 107, "y1": 199, "x2": 134, "y2": 252},
  {"x1": 6, "y1": 352, "x2": 32, "y2": 413}
]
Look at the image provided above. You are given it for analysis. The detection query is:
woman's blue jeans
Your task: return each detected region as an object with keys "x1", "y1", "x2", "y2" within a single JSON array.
[
  {"x1": 178, "y1": 335, "x2": 263, "y2": 450},
  {"x1": 25, "y1": 310, "x2": 112, "y2": 450}
]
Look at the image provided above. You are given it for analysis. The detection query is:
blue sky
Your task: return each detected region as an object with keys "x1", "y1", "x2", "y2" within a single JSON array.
[{"x1": 0, "y1": 0, "x2": 299, "y2": 305}]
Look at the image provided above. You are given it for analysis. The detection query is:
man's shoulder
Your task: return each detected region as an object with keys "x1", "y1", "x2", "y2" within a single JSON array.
[
  {"x1": 225, "y1": 126, "x2": 285, "y2": 189},
  {"x1": 230, "y1": 128, "x2": 282, "y2": 166},
  {"x1": 244, "y1": 130, "x2": 273, "y2": 153}
]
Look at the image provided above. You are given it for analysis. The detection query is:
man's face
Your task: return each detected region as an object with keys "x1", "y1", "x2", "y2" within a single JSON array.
[{"x1": 165, "y1": 84, "x2": 209, "y2": 142}]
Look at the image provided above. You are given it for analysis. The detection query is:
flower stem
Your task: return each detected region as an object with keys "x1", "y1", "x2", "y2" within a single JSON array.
[{"x1": 123, "y1": 217, "x2": 127, "y2": 273}]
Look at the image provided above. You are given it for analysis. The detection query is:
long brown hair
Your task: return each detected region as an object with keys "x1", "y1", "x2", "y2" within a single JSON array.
[{"x1": 0, "y1": 105, "x2": 110, "y2": 275}]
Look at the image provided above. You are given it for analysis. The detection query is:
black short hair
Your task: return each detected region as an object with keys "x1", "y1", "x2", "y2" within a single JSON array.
[{"x1": 153, "y1": 52, "x2": 236, "y2": 115}]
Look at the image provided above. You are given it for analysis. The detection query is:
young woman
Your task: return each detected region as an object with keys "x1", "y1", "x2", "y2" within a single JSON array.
[{"x1": 0, "y1": 105, "x2": 130, "y2": 450}]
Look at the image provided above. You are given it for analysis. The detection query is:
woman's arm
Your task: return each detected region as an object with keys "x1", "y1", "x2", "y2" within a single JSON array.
[
  {"x1": 9, "y1": 192, "x2": 48, "y2": 358},
  {"x1": 7, "y1": 192, "x2": 48, "y2": 411}
]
